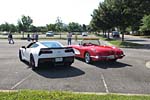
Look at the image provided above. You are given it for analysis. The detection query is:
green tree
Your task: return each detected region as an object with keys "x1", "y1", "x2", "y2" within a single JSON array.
[
  {"x1": 9, "y1": 24, "x2": 17, "y2": 32},
  {"x1": 55, "y1": 17, "x2": 63, "y2": 38},
  {"x1": 29, "y1": 25, "x2": 38, "y2": 32},
  {"x1": 68, "y1": 22, "x2": 81, "y2": 32},
  {"x1": 37, "y1": 26, "x2": 47, "y2": 33},
  {"x1": 21, "y1": 15, "x2": 33, "y2": 32},
  {"x1": 17, "y1": 20, "x2": 24, "y2": 32},
  {"x1": 90, "y1": 9, "x2": 105, "y2": 32},
  {"x1": 91, "y1": 0, "x2": 150, "y2": 40},
  {"x1": 140, "y1": 15, "x2": 150, "y2": 35},
  {"x1": 0, "y1": 22, "x2": 10, "y2": 32},
  {"x1": 82, "y1": 24, "x2": 87, "y2": 32},
  {"x1": 55, "y1": 17, "x2": 63, "y2": 32},
  {"x1": 46, "y1": 24, "x2": 56, "y2": 32},
  {"x1": 120, "y1": 0, "x2": 150, "y2": 34},
  {"x1": 0, "y1": 23, "x2": 17, "y2": 33},
  {"x1": 17, "y1": 15, "x2": 33, "y2": 38},
  {"x1": 91, "y1": 1, "x2": 115, "y2": 39}
]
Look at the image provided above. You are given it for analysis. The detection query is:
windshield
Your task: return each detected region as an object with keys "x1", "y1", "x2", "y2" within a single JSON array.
[
  {"x1": 41, "y1": 41, "x2": 62, "y2": 48},
  {"x1": 81, "y1": 39, "x2": 100, "y2": 45}
]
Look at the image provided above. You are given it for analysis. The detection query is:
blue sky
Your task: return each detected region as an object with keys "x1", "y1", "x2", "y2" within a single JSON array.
[{"x1": 0, "y1": 0, "x2": 104, "y2": 26}]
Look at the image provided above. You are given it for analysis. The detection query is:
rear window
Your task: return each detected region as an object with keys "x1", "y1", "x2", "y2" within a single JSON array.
[{"x1": 41, "y1": 42, "x2": 62, "y2": 48}]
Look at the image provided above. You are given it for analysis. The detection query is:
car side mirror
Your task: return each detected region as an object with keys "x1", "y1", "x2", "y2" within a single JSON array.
[{"x1": 22, "y1": 46, "x2": 26, "y2": 48}]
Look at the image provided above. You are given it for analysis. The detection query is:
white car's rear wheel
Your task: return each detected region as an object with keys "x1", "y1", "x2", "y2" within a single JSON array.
[
  {"x1": 19, "y1": 50, "x2": 23, "y2": 61},
  {"x1": 84, "y1": 52, "x2": 91, "y2": 64},
  {"x1": 30, "y1": 55, "x2": 36, "y2": 70},
  {"x1": 64, "y1": 62, "x2": 72, "y2": 67}
]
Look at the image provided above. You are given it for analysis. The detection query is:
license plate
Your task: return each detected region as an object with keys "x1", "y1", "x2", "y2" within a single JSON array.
[{"x1": 55, "y1": 58, "x2": 63, "y2": 62}]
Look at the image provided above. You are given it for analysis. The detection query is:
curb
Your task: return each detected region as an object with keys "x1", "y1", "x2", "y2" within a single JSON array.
[
  {"x1": 0, "y1": 90, "x2": 150, "y2": 96},
  {"x1": 74, "y1": 92, "x2": 150, "y2": 96},
  {"x1": 0, "y1": 90, "x2": 18, "y2": 92}
]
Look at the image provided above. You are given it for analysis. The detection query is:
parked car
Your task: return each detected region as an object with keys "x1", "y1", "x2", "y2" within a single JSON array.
[
  {"x1": 82, "y1": 32, "x2": 88, "y2": 36},
  {"x1": 112, "y1": 31, "x2": 120, "y2": 38},
  {"x1": 69, "y1": 38, "x2": 125, "y2": 63},
  {"x1": 19, "y1": 41, "x2": 75, "y2": 70},
  {"x1": 46, "y1": 31, "x2": 54, "y2": 36},
  {"x1": 2, "y1": 31, "x2": 9, "y2": 35}
]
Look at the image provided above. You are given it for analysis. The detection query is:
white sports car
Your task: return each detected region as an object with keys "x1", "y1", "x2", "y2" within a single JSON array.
[{"x1": 19, "y1": 41, "x2": 75, "y2": 70}]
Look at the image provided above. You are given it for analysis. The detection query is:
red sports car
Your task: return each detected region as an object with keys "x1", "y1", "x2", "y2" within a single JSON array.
[{"x1": 70, "y1": 38, "x2": 125, "y2": 63}]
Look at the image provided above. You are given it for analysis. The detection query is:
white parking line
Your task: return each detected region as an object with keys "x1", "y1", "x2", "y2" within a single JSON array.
[
  {"x1": 11, "y1": 73, "x2": 32, "y2": 90},
  {"x1": 101, "y1": 74, "x2": 109, "y2": 93}
]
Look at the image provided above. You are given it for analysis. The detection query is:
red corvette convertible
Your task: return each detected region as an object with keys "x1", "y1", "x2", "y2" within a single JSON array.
[{"x1": 70, "y1": 38, "x2": 125, "y2": 63}]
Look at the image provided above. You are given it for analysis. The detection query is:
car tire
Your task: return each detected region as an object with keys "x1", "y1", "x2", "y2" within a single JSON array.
[
  {"x1": 84, "y1": 52, "x2": 91, "y2": 64},
  {"x1": 64, "y1": 63, "x2": 72, "y2": 67},
  {"x1": 30, "y1": 55, "x2": 37, "y2": 70},
  {"x1": 19, "y1": 50, "x2": 23, "y2": 61},
  {"x1": 111, "y1": 59, "x2": 117, "y2": 62}
]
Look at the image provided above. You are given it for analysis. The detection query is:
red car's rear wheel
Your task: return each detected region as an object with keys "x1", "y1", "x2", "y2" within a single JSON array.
[{"x1": 84, "y1": 52, "x2": 91, "y2": 64}]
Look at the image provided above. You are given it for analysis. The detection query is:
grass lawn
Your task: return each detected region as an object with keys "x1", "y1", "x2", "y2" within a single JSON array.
[
  {"x1": 97, "y1": 34, "x2": 144, "y2": 48},
  {"x1": 106, "y1": 39, "x2": 144, "y2": 48},
  {"x1": 141, "y1": 36, "x2": 150, "y2": 38},
  {"x1": 0, "y1": 90, "x2": 150, "y2": 100}
]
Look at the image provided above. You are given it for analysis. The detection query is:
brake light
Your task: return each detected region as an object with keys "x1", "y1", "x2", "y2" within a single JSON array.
[
  {"x1": 65, "y1": 49, "x2": 74, "y2": 53},
  {"x1": 39, "y1": 50, "x2": 53, "y2": 56}
]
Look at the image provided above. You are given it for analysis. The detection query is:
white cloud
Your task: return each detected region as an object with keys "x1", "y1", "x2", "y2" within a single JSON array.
[{"x1": 0, "y1": 0, "x2": 103, "y2": 26}]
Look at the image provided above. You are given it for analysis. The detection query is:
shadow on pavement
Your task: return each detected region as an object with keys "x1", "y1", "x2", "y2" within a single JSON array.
[
  {"x1": 92, "y1": 61, "x2": 132, "y2": 69},
  {"x1": 33, "y1": 65, "x2": 85, "y2": 78},
  {"x1": 22, "y1": 61, "x2": 85, "y2": 78},
  {"x1": 75, "y1": 58, "x2": 132, "y2": 69}
]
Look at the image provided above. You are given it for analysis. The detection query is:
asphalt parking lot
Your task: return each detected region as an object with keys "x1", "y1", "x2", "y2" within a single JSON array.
[{"x1": 0, "y1": 39, "x2": 150, "y2": 94}]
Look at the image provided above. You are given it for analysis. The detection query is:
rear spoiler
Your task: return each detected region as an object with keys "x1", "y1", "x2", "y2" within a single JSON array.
[
  {"x1": 41, "y1": 47, "x2": 73, "y2": 49},
  {"x1": 39, "y1": 47, "x2": 74, "y2": 56}
]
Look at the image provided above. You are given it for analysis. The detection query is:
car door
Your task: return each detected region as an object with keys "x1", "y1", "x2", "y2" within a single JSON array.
[
  {"x1": 24, "y1": 42, "x2": 38, "y2": 61},
  {"x1": 24, "y1": 48, "x2": 32, "y2": 61}
]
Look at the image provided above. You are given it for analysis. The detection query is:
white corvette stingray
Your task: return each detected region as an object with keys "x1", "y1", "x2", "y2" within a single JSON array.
[{"x1": 19, "y1": 41, "x2": 75, "y2": 70}]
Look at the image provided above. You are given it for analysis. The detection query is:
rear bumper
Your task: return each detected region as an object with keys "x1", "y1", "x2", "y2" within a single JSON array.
[{"x1": 38, "y1": 56, "x2": 74, "y2": 64}]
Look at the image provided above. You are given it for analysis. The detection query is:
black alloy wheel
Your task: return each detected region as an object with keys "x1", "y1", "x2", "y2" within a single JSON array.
[
  {"x1": 30, "y1": 55, "x2": 36, "y2": 70},
  {"x1": 19, "y1": 50, "x2": 23, "y2": 61},
  {"x1": 64, "y1": 62, "x2": 72, "y2": 67}
]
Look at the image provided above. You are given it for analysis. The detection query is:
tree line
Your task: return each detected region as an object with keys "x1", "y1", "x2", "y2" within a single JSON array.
[
  {"x1": 90, "y1": 0, "x2": 150, "y2": 41},
  {"x1": 0, "y1": 15, "x2": 89, "y2": 34},
  {"x1": 1, "y1": 0, "x2": 150, "y2": 41}
]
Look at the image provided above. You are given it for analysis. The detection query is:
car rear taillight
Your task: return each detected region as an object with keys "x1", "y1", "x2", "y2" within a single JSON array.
[
  {"x1": 39, "y1": 49, "x2": 53, "y2": 56},
  {"x1": 65, "y1": 48, "x2": 74, "y2": 53}
]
